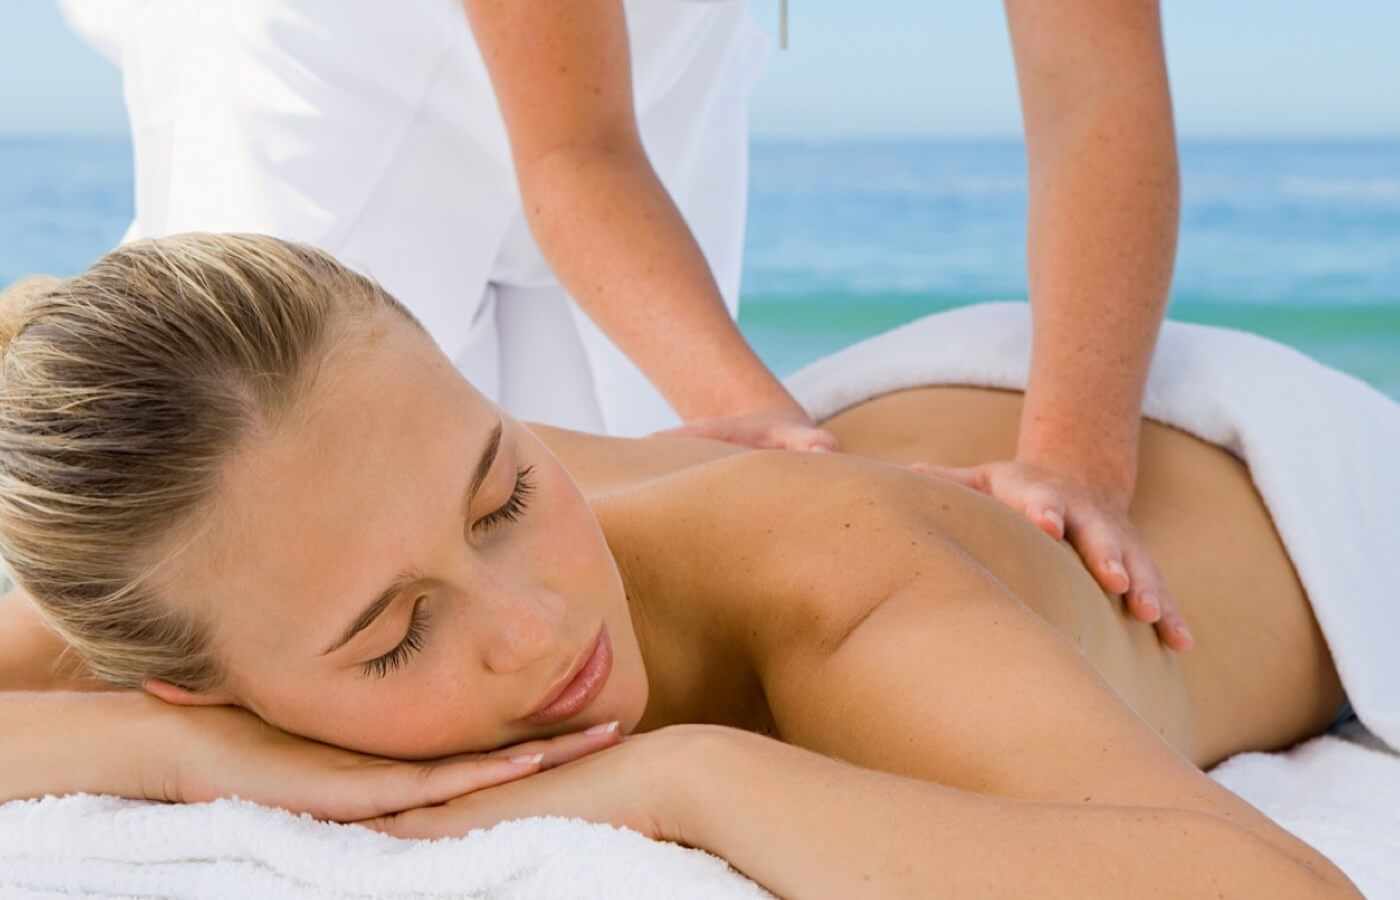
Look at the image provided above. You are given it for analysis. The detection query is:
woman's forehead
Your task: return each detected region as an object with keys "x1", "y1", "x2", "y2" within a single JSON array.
[{"x1": 159, "y1": 319, "x2": 495, "y2": 652}]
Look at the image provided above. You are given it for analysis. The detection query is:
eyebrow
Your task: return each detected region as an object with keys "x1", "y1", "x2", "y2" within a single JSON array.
[{"x1": 320, "y1": 418, "x2": 504, "y2": 657}]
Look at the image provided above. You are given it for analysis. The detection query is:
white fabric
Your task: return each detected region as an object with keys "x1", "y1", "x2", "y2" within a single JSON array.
[
  {"x1": 3, "y1": 304, "x2": 1397, "y2": 897},
  {"x1": 1, "y1": 734, "x2": 1393, "y2": 899},
  {"x1": 59, "y1": 0, "x2": 768, "y2": 437}
]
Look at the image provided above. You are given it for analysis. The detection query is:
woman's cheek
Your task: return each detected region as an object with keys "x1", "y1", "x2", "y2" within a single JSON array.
[{"x1": 353, "y1": 685, "x2": 474, "y2": 757}]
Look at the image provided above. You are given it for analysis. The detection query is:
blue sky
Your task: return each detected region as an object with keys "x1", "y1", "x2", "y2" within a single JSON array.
[{"x1": 2, "y1": 1, "x2": 1397, "y2": 138}]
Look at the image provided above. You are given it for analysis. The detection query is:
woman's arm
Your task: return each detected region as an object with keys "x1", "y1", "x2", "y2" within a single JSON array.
[
  {"x1": 0, "y1": 588, "x2": 619, "y2": 815},
  {"x1": 748, "y1": 557, "x2": 1355, "y2": 895},
  {"x1": 0, "y1": 689, "x2": 173, "y2": 802},
  {"x1": 464, "y1": 1, "x2": 828, "y2": 448},
  {"x1": 676, "y1": 728, "x2": 1353, "y2": 900},
  {"x1": 0, "y1": 588, "x2": 180, "y2": 801},
  {"x1": 364, "y1": 722, "x2": 1352, "y2": 899}
]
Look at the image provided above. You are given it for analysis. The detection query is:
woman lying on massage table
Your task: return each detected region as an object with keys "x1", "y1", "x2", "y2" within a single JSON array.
[{"x1": 0, "y1": 236, "x2": 1359, "y2": 898}]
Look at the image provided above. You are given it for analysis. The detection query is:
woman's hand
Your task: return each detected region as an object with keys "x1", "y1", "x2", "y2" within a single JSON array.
[
  {"x1": 151, "y1": 703, "x2": 624, "y2": 822},
  {"x1": 659, "y1": 406, "x2": 839, "y2": 453},
  {"x1": 913, "y1": 459, "x2": 1193, "y2": 651},
  {"x1": 358, "y1": 724, "x2": 724, "y2": 843}
]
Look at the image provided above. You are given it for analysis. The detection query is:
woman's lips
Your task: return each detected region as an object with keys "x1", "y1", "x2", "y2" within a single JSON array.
[{"x1": 522, "y1": 625, "x2": 612, "y2": 726}]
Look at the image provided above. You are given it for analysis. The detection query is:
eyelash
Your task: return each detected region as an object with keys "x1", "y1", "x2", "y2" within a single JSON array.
[
  {"x1": 358, "y1": 466, "x2": 535, "y2": 679},
  {"x1": 361, "y1": 597, "x2": 430, "y2": 679},
  {"x1": 473, "y1": 465, "x2": 535, "y2": 533}
]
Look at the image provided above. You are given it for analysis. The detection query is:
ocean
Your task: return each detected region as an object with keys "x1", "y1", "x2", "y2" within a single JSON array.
[{"x1": 3, "y1": 136, "x2": 1398, "y2": 398}]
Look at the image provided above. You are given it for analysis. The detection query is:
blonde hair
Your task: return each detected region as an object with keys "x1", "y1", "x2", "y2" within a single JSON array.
[{"x1": 0, "y1": 233, "x2": 420, "y2": 690}]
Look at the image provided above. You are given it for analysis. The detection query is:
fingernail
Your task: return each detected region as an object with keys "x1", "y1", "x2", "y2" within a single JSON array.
[
  {"x1": 1140, "y1": 592, "x2": 1159, "y2": 617},
  {"x1": 1043, "y1": 510, "x2": 1064, "y2": 532},
  {"x1": 508, "y1": 753, "x2": 544, "y2": 766},
  {"x1": 1105, "y1": 559, "x2": 1126, "y2": 579},
  {"x1": 584, "y1": 721, "x2": 620, "y2": 736},
  {"x1": 808, "y1": 446, "x2": 832, "y2": 453}
]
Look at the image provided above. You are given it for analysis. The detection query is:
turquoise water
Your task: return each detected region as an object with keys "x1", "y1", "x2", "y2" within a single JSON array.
[
  {"x1": 3, "y1": 136, "x2": 1398, "y2": 398},
  {"x1": 741, "y1": 139, "x2": 1400, "y2": 397}
]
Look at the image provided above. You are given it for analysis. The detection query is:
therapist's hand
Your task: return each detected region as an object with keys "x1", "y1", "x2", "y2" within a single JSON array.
[
  {"x1": 913, "y1": 459, "x2": 1193, "y2": 652},
  {"x1": 659, "y1": 405, "x2": 839, "y2": 453}
]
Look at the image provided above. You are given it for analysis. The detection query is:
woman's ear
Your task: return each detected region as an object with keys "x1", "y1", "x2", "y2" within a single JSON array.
[{"x1": 142, "y1": 678, "x2": 235, "y2": 707}]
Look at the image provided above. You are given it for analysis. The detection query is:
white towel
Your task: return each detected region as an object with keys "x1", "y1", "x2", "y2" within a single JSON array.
[
  {"x1": 1211, "y1": 722, "x2": 1400, "y2": 899},
  {"x1": 3, "y1": 302, "x2": 1397, "y2": 898}
]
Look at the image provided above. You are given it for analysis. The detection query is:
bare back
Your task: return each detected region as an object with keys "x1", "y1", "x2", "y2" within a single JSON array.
[{"x1": 537, "y1": 385, "x2": 1344, "y2": 767}]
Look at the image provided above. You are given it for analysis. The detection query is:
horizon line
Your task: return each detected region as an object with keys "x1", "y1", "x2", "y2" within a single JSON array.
[{"x1": 3, "y1": 128, "x2": 1399, "y2": 144}]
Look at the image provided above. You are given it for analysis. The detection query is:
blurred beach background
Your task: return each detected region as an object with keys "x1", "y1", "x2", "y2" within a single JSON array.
[{"x1": 3, "y1": 2, "x2": 1397, "y2": 398}]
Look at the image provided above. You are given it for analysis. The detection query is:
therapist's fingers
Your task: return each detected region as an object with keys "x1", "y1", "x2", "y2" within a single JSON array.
[
  {"x1": 1063, "y1": 508, "x2": 1133, "y2": 597},
  {"x1": 1120, "y1": 552, "x2": 1163, "y2": 624},
  {"x1": 767, "y1": 423, "x2": 839, "y2": 452},
  {"x1": 915, "y1": 463, "x2": 991, "y2": 494},
  {"x1": 1122, "y1": 548, "x2": 1193, "y2": 650},
  {"x1": 913, "y1": 459, "x2": 1191, "y2": 651},
  {"x1": 1012, "y1": 484, "x2": 1068, "y2": 541},
  {"x1": 1156, "y1": 605, "x2": 1195, "y2": 651},
  {"x1": 917, "y1": 462, "x2": 1066, "y2": 541}
]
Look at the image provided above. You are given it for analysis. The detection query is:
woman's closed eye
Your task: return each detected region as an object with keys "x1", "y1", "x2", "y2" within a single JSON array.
[
  {"x1": 358, "y1": 466, "x2": 535, "y2": 679},
  {"x1": 474, "y1": 465, "x2": 535, "y2": 533},
  {"x1": 361, "y1": 597, "x2": 430, "y2": 679}
]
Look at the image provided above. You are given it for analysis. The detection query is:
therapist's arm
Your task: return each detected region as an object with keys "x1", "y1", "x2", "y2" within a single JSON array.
[
  {"x1": 928, "y1": 1, "x2": 1187, "y2": 648},
  {"x1": 464, "y1": 0, "x2": 833, "y2": 450}
]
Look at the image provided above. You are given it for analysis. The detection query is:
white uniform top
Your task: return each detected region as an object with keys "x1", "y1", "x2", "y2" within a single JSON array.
[{"x1": 61, "y1": 0, "x2": 769, "y2": 436}]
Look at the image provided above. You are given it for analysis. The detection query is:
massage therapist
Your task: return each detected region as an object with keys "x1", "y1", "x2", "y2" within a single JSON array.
[{"x1": 61, "y1": 0, "x2": 1186, "y2": 647}]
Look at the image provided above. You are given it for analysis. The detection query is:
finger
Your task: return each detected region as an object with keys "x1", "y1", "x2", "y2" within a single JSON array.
[
  {"x1": 356, "y1": 779, "x2": 536, "y2": 840},
  {"x1": 1123, "y1": 582, "x2": 1161, "y2": 624},
  {"x1": 919, "y1": 464, "x2": 991, "y2": 493},
  {"x1": 486, "y1": 721, "x2": 622, "y2": 771},
  {"x1": 1033, "y1": 506, "x2": 1066, "y2": 540},
  {"x1": 357, "y1": 804, "x2": 478, "y2": 840},
  {"x1": 1014, "y1": 485, "x2": 1067, "y2": 541},
  {"x1": 1121, "y1": 546, "x2": 1189, "y2": 640},
  {"x1": 758, "y1": 423, "x2": 828, "y2": 452},
  {"x1": 1120, "y1": 548, "x2": 1165, "y2": 624},
  {"x1": 1064, "y1": 512, "x2": 1132, "y2": 597},
  {"x1": 1155, "y1": 603, "x2": 1195, "y2": 652},
  {"x1": 1121, "y1": 551, "x2": 1192, "y2": 650},
  {"x1": 322, "y1": 753, "x2": 543, "y2": 822},
  {"x1": 796, "y1": 426, "x2": 840, "y2": 453}
]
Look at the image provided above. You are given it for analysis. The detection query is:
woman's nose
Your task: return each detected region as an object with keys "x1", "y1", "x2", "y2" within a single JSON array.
[{"x1": 478, "y1": 587, "x2": 567, "y2": 675}]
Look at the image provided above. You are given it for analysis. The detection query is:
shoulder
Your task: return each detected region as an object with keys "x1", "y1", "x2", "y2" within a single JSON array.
[{"x1": 599, "y1": 450, "x2": 979, "y2": 656}]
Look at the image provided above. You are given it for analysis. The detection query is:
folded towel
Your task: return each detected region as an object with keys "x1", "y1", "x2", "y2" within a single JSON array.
[{"x1": 4, "y1": 302, "x2": 1396, "y2": 898}]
